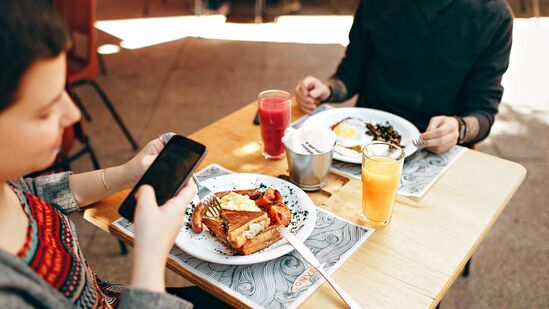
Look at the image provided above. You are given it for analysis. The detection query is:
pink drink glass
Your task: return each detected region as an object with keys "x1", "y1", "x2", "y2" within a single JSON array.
[{"x1": 258, "y1": 90, "x2": 292, "y2": 160}]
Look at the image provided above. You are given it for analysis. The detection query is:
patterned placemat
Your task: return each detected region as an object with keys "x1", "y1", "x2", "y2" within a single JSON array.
[
  {"x1": 292, "y1": 105, "x2": 466, "y2": 197},
  {"x1": 113, "y1": 164, "x2": 373, "y2": 309}
]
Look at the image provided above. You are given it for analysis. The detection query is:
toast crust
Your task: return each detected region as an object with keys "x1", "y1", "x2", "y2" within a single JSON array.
[
  {"x1": 222, "y1": 210, "x2": 270, "y2": 248},
  {"x1": 237, "y1": 225, "x2": 283, "y2": 255}
]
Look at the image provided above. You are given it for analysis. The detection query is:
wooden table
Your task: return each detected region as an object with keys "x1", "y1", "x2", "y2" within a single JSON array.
[{"x1": 84, "y1": 102, "x2": 526, "y2": 308}]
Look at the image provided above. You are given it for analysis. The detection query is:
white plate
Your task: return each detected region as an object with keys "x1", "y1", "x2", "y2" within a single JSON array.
[
  {"x1": 302, "y1": 107, "x2": 421, "y2": 164},
  {"x1": 175, "y1": 173, "x2": 317, "y2": 265}
]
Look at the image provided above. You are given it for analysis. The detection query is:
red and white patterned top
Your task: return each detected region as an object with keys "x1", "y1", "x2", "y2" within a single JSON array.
[{"x1": 16, "y1": 190, "x2": 122, "y2": 308}]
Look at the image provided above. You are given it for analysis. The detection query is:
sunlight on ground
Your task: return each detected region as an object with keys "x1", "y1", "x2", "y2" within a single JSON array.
[
  {"x1": 501, "y1": 18, "x2": 549, "y2": 112},
  {"x1": 490, "y1": 118, "x2": 525, "y2": 136},
  {"x1": 490, "y1": 18, "x2": 549, "y2": 137},
  {"x1": 95, "y1": 14, "x2": 353, "y2": 49},
  {"x1": 97, "y1": 43, "x2": 121, "y2": 54}
]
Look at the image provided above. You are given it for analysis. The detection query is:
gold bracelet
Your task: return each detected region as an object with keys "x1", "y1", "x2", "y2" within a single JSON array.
[{"x1": 101, "y1": 169, "x2": 110, "y2": 191}]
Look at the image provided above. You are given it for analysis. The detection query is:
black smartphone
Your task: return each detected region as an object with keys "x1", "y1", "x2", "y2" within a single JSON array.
[{"x1": 118, "y1": 135, "x2": 207, "y2": 222}]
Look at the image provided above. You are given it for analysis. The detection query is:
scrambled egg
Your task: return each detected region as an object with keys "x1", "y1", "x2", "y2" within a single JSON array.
[
  {"x1": 219, "y1": 192, "x2": 261, "y2": 212},
  {"x1": 243, "y1": 221, "x2": 266, "y2": 239}
]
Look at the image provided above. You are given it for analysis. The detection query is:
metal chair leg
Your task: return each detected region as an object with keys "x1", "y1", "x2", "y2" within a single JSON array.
[
  {"x1": 254, "y1": 0, "x2": 263, "y2": 23},
  {"x1": 462, "y1": 258, "x2": 471, "y2": 278},
  {"x1": 98, "y1": 53, "x2": 108, "y2": 76},
  {"x1": 75, "y1": 79, "x2": 139, "y2": 151},
  {"x1": 72, "y1": 90, "x2": 92, "y2": 121},
  {"x1": 533, "y1": 0, "x2": 540, "y2": 17}
]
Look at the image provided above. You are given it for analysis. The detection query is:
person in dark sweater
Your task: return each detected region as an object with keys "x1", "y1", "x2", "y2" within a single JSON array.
[{"x1": 295, "y1": 0, "x2": 513, "y2": 153}]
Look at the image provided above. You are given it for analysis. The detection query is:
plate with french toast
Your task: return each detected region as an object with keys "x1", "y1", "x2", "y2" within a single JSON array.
[{"x1": 176, "y1": 173, "x2": 317, "y2": 265}]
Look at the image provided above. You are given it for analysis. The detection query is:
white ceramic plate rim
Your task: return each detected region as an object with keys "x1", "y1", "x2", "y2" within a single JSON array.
[
  {"x1": 302, "y1": 107, "x2": 421, "y2": 163},
  {"x1": 175, "y1": 173, "x2": 317, "y2": 265}
]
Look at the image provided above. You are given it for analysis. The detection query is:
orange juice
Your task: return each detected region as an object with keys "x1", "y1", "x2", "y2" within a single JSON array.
[{"x1": 361, "y1": 156, "x2": 403, "y2": 227}]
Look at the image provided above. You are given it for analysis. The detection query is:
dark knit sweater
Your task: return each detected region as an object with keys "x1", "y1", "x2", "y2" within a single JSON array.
[{"x1": 332, "y1": 0, "x2": 513, "y2": 144}]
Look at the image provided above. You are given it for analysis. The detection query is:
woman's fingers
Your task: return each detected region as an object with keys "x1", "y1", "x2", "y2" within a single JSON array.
[
  {"x1": 168, "y1": 181, "x2": 196, "y2": 206},
  {"x1": 134, "y1": 185, "x2": 157, "y2": 212}
]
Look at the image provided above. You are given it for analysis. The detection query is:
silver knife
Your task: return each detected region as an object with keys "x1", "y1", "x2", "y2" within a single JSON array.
[{"x1": 277, "y1": 227, "x2": 362, "y2": 309}]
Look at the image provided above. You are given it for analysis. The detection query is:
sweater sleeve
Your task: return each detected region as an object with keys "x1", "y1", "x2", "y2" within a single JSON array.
[
  {"x1": 457, "y1": 9, "x2": 513, "y2": 145},
  {"x1": 118, "y1": 287, "x2": 193, "y2": 309},
  {"x1": 10, "y1": 172, "x2": 79, "y2": 214},
  {"x1": 331, "y1": 0, "x2": 369, "y2": 102}
]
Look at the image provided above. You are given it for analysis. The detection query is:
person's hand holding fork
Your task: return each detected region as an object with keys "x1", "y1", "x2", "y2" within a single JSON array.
[{"x1": 420, "y1": 116, "x2": 460, "y2": 154}]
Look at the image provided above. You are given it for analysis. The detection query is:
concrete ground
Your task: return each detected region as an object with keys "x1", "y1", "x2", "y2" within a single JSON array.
[{"x1": 66, "y1": 0, "x2": 548, "y2": 307}]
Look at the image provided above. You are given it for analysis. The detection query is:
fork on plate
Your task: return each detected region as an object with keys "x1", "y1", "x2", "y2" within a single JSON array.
[
  {"x1": 191, "y1": 173, "x2": 222, "y2": 218},
  {"x1": 412, "y1": 137, "x2": 428, "y2": 149}
]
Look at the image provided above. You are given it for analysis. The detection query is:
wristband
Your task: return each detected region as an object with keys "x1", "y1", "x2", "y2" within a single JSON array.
[
  {"x1": 101, "y1": 169, "x2": 110, "y2": 191},
  {"x1": 454, "y1": 116, "x2": 466, "y2": 144}
]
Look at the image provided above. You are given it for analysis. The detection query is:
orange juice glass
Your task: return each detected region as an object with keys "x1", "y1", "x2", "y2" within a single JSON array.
[{"x1": 361, "y1": 141, "x2": 404, "y2": 227}]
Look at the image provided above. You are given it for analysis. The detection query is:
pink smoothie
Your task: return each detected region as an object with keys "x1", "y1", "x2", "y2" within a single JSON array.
[{"x1": 258, "y1": 96, "x2": 291, "y2": 159}]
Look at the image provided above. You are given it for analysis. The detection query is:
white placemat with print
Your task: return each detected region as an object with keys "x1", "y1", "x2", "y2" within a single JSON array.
[
  {"x1": 292, "y1": 105, "x2": 467, "y2": 197},
  {"x1": 331, "y1": 146, "x2": 466, "y2": 197},
  {"x1": 113, "y1": 163, "x2": 373, "y2": 309}
]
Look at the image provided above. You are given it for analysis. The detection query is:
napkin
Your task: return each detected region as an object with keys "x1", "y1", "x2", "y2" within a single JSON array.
[{"x1": 282, "y1": 125, "x2": 336, "y2": 155}]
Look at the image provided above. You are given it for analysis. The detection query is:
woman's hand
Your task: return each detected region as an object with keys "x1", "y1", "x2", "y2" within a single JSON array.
[
  {"x1": 294, "y1": 76, "x2": 330, "y2": 114},
  {"x1": 131, "y1": 182, "x2": 197, "y2": 292},
  {"x1": 420, "y1": 116, "x2": 459, "y2": 154},
  {"x1": 70, "y1": 134, "x2": 175, "y2": 207},
  {"x1": 122, "y1": 137, "x2": 166, "y2": 188}
]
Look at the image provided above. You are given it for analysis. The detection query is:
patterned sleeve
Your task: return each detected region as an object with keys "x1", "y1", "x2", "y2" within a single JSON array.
[
  {"x1": 10, "y1": 172, "x2": 80, "y2": 214},
  {"x1": 119, "y1": 287, "x2": 194, "y2": 309}
]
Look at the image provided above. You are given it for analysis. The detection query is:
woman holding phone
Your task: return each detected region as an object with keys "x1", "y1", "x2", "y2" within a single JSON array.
[{"x1": 0, "y1": 1, "x2": 224, "y2": 308}]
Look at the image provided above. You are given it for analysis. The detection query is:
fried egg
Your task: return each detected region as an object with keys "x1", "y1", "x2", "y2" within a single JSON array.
[
  {"x1": 332, "y1": 117, "x2": 373, "y2": 149},
  {"x1": 219, "y1": 192, "x2": 261, "y2": 212}
]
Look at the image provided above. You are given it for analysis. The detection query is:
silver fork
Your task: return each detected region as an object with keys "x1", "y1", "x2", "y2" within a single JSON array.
[
  {"x1": 412, "y1": 137, "x2": 428, "y2": 149},
  {"x1": 191, "y1": 173, "x2": 222, "y2": 218}
]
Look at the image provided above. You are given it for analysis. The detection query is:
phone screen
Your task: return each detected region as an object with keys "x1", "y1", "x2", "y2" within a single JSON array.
[{"x1": 118, "y1": 135, "x2": 206, "y2": 221}]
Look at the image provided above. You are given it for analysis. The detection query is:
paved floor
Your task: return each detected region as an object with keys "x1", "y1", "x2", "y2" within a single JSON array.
[{"x1": 67, "y1": 0, "x2": 548, "y2": 307}]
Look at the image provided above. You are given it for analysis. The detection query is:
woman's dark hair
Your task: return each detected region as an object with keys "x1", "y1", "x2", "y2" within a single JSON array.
[{"x1": 0, "y1": 0, "x2": 71, "y2": 111}]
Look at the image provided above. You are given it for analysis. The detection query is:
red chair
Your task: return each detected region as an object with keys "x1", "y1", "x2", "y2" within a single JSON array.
[{"x1": 54, "y1": 0, "x2": 138, "y2": 151}]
